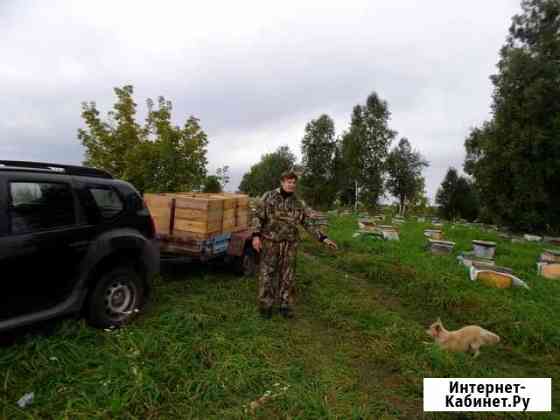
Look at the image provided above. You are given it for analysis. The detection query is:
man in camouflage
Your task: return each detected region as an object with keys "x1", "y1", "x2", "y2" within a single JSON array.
[{"x1": 252, "y1": 171, "x2": 337, "y2": 319}]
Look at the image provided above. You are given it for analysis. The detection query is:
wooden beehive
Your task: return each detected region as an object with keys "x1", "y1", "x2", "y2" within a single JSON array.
[
  {"x1": 428, "y1": 239, "x2": 455, "y2": 256},
  {"x1": 424, "y1": 229, "x2": 443, "y2": 240},
  {"x1": 477, "y1": 271, "x2": 513, "y2": 289},
  {"x1": 469, "y1": 267, "x2": 529, "y2": 289},
  {"x1": 540, "y1": 249, "x2": 560, "y2": 264},
  {"x1": 472, "y1": 240, "x2": 497, "y2": 259},
  {"x1": 537, "y1": 262, "x2": 560, "y2": 279},
  {"x1": 143, "y1": 194, "x2": 173, "y2": 235},
  {"x1": 144, "y1": 192, "x2": 250, "y2": 241},
  {"x1": 216, "y1": 193, "x2": 249, "y2": 232}
]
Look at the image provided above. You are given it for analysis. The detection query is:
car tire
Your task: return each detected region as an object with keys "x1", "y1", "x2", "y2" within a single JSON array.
[
  {"x1": 233, "y1": 246, "x2": 257, "y2": 277},
  {"x1": 86, "y1": 265, "x2": 145, "y2": 328}
]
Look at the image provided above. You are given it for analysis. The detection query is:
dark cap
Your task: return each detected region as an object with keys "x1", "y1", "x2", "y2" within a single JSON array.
[{"x1": 280, "y1": 170, "x2": 299, "y2": 181}]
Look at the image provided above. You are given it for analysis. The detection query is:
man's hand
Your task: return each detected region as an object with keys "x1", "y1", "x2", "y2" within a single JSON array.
[
  {"x1": 323, "y1": 238, "x2": 338, "y2": 250},
  {"x1": 252, "y1": 236, "x2": 262, "y2": 253}
]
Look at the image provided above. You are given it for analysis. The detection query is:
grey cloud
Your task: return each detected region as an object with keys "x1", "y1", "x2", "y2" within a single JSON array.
[{"x1": 1, "y1": 0, "x2": 521, "y2": 201}]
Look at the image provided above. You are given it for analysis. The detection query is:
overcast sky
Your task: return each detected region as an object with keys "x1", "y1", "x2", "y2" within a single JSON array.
[{"x1": 1, "y1": 0, "x2": 521, "y2": 201}]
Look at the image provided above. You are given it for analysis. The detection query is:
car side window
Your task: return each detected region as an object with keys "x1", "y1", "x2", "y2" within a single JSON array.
[
  {"x1": 89, "y1": 187, "x2": 124, "y2": 219},
  {"x1": 9, "y1": 182, "x2": 76, "y2": 234}
]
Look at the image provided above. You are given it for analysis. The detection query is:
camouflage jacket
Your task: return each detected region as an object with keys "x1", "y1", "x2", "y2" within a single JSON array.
[{"x1": 252, "y1": 188, "x2": 326, "y2": 242}]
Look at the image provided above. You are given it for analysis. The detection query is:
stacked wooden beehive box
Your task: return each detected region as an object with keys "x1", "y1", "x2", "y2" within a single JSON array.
[
  {"x1": 144, "y1": 192, "x2": 250, "y2": 241},
  {"x1": 537, "y1": 249, "x2": 560, "y2": 279}
]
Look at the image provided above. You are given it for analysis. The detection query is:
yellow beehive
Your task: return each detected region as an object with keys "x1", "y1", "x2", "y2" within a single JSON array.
[
  {"x1": 538, "y1": 263, "x2": 560, "y2": 279},
  {"x1": 424, "y1": 229, "x2": 443, "y2": 240},
  {"x1": 477, "y1": 271, "x2": 513, "y2": 288}
]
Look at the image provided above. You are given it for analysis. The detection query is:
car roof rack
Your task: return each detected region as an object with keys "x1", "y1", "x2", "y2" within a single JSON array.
[{"x1": 0, "y1": 160, "x2": 113, "y2": 179}]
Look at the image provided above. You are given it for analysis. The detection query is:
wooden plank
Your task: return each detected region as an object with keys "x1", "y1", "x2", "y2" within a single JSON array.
[
  {"x1": 145, "y1": 201, "x2": 171, "y2": 211},
  {"x1": 164, "y1": 193, "x2": 223, "y2": 211},
  {"x1": 233, "y1": 199, "x2": 249, "y2": 210},
  {"x1": 222, "y1": 222, "x2": 249, "y2": 232},
  {"x1": 175, "y1": 208, "x2": 222, "y2": 221},
  {"x1": 208, "y1": 194, "x2": 236, "y2": 208},
  {"x1": 175, "y1": 219, "x2": 222, "y2": 233},
  {"x1": 236, "y1": 209, "x2": 249, "y2": 220},
  {"x1": 223, "y1": 198, "x2": 237, "y2": 210},
  {"x1": 159, "y1": 233, "x2": 203, "y2": 246},
  {"x1": 172, "y1": 230, "x2": 217, "y2": 241},
  {"x1": 174, "y1": 196, "x2": 223, "y2": 211},
  {"x1": 150, "y1": 209, "x2": 171, "y2": 221},
  {"x1": 176, "y1": 192, "x2": 247, "y2": 209},
  {"x1": 232, "y1": 195, "x2": 249, "y2": 207},
  {"x1": 144, "y1": 193, "x2": 171, "y2": 235},
  {"x1": 152, "y1": 219, "x2": 170, "y2": 235},
  {"x1": 211, "y1": 193, "x2": 249, "y2": 210},
  {"x1": 144, "y1": 193, "x2": 171, "y2": 209},
  {"x1": 223, "y1": 222, "x2": 236, "y2": 230},
  {"x1": 223, "y1": 209, "x2": 236, "y2": 219},
  {"x1": 160, "y1": 242, "x2": 203, "y2": 255}
]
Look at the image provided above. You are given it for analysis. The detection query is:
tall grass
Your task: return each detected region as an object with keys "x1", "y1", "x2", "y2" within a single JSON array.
[{"x1": 0, "y1": 215, "x2": 557, "y2": 419}]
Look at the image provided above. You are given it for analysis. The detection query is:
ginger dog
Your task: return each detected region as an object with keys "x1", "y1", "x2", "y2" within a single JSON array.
[{"x1": 426, "y1": 318, "x2": 500, "y2": 357}]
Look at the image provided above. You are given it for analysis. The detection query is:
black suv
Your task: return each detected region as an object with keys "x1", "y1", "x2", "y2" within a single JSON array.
[{"x1": 0, "y1": 161, "x2": 159, "y2": 332}]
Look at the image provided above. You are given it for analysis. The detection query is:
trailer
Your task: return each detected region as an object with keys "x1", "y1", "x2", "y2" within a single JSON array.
[{"x1": 144, "y1": 192, "x2": 257, "y2": 276}]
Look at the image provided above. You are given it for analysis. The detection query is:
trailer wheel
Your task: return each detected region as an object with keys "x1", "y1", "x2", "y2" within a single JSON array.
[{"x1": 233, "y1": 246, "x2": 257, "y2": 277}]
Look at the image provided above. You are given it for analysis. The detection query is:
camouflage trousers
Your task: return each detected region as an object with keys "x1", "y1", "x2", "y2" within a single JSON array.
[{"x1": 258, "y1": 239, "x2": 298, "y2": 310}]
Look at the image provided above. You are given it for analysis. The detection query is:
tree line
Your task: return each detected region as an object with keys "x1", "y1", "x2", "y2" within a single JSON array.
[
  {"x1": 239, "y1": 92, "x2": 430, "y2": 215},
  {"x1": 80, "y1": 87, "x2": 430, "y2": 215},
  {"x1": 435, "y1": 0, "x2": 559, "y2": 232}
]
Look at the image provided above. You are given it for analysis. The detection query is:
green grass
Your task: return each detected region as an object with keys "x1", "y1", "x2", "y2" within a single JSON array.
[{"x1": 0, "y1": 215, "x2": 558, "y2": 419}]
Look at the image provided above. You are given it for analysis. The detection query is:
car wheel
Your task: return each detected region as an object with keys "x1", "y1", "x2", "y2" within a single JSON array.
[{"x1": 86, "y1": 266, "x2": 145, "y2": 328}]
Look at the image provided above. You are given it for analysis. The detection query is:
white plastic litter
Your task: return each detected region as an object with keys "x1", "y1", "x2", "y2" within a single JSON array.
[{"x1": 17, "y1": 392, "x2": 34, "y2": 408}]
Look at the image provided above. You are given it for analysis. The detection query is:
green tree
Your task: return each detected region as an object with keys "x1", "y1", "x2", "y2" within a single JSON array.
[
  {"x1": 385, "y1": 137, "x2": 429, "y2": 216},
  {"x1": 409, "y1": 185, "x2": 430, "y2": 216},
  {"x1": 464, "y1": 0, "x2": 560, "y2": 232},
  {"x1": 332, "y1": 134, "x2": 354, "y2": 207},
  {"x1": 143, "y1": 97, "x2": 208, "y2": 192},
  {"x1": 340, "y1": 92, "x2": 396, "y2": 210},
  {"x1": 79, "y1": 85, "x2": 142, "y2": 180},
  {"x1": 78, "y1": 85, "x2": 208, "y2": 193},
  {"x1": 216, "y1": 165, "x2": 230, "y2": 190},
  {"x1": 202, "y1": 175, "x2": 223, "y2": 193},
  {"x1": 436, "y1": 168, "x2": 479, "y2": 221},
  {"x1": 238, "y1": 145, "x2": 297, "y2": 197},
  {"x1": 299, "y1": 114, "x2": 337, "y2": 209}
]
